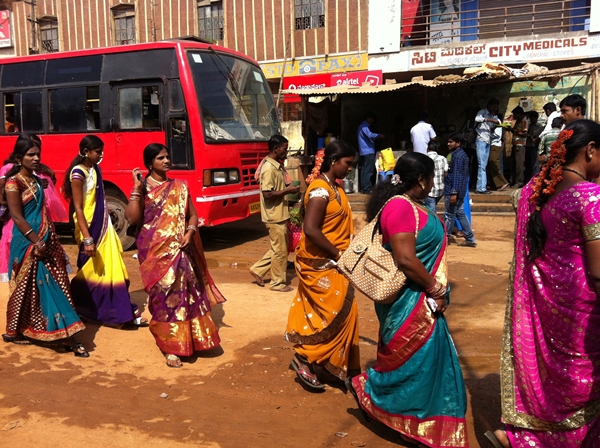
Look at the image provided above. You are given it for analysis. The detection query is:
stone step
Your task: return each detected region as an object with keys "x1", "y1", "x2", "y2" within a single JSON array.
[{"x1": 348, "y1": 191, "x2": 515, "y2": 214}]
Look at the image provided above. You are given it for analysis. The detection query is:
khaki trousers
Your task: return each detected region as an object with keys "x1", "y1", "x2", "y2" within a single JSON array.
[
  {"x1": 250, "y1": 221, "x2": 288, "y2": 290},
  {"x1": 488, "y1": 144, "x2": 508, "y2": 189}
]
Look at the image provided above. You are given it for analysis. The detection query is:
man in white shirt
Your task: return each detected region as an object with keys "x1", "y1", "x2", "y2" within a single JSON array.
[
  {"x1": 542, "y1": 102, "x2": 561, "y2": 134},
  {"x1": 474, "y1": 98, "x2": 500, "y2": 194},
  {"x1": 410, "y1": 112, "x2": 436, "y2": 154}
]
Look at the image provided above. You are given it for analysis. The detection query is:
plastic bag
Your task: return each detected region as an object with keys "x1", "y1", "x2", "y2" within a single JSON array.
[{"x1": 380, "y1": 148, "x2": 396, "y2": 172}]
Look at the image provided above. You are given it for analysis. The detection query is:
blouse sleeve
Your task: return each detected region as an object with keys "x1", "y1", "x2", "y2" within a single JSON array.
[
  {"x1": 70, "y1": 167, "x2": 86, "y2": 183},
  {"x1": 4, "y1": 177, "x2": 19, "y2": 193},
  {"x1": 582, "y1": 191, "x2": 600, "y2": 242},
  {"x1": 308, "y1": 187, "x2": 329, "y2": 201},
  {"x1": 380, "y1": 198, "x2": 432, "y2": 244}
]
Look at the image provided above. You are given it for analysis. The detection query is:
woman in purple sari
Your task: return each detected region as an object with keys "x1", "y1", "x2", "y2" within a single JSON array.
[
  {"x1": 487, "y1": 120, "x2": 600, "y2": 447},
  {"x1": 125, "y1": 144, "x2": 225, "y2": 368}
]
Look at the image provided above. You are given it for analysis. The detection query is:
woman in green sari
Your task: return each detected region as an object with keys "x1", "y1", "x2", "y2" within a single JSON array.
[{"x1": 346, "y1": 153, "x2": 467, "y2": 448}]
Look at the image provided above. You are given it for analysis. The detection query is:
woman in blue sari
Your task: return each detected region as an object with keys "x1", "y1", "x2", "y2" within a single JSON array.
[
  {"x1": 346, "y1": 153, "x2": 467, "y2": 448},
  {"x1": 2, "y1": 138, "x2": 88, "y2": 356}
]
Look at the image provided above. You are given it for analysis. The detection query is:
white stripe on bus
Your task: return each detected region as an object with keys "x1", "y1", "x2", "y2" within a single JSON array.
[{"x1": 195, "y1": 191, "x2": 259, "y2": 202}]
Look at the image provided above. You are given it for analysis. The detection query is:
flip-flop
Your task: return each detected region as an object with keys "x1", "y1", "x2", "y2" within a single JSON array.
[
  {"x1": 249, "y1": 270, "x2": 265, "y2": 287},
  {"x1": 65, "y1": 343, "x2": 90, "y2": 358},
  {"x1": 166, "y1": 354, "x2": 182, "y2": 368},
  {"x1": 345, "y1": 378, "x2": 371, "y2": 422},
  {"x1": 2, "y1": 334, "x2": 31, "y2": 345},
  {"x1": 271, "y1": 285, "x2": 294, "y2": 292},
  {"x1": 290, "y1": 357, "x2": 325, "y2": 391},
  {"x1": 484, "y1": 430, "x2": 509, "y2": 448}
]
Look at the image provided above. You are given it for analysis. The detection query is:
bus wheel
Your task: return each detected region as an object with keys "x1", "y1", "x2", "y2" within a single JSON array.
[{"x1": 105, "y1": 187, "x2": 136, "y2": 251}]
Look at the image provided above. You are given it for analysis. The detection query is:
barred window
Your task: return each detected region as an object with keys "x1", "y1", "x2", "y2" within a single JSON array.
[
  {"x1": 198, "y1": 1, "x2": 224, "y2": 42},
  {"x1": 113, "y1": 7, "x2": 136, "y2": 45},
  {"x1": 40, "y1": 18, "x2": 59, "y2": 53},
  {"x1": 295, "y1": 0, "x2": 325, "y2": 31}
]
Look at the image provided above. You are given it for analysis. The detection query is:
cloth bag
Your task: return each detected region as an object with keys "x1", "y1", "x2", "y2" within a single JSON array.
[{"x1": 337, "y1": 195, "x2": 418, "y2": 304}]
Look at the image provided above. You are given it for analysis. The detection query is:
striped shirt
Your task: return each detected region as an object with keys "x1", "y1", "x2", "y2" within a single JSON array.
[
  {"x1": 538, "y1": 128, "x2": 561, "y2": 156},
  {"x1": 427, "y1": 151, "x2": 448, "y2": 198}
]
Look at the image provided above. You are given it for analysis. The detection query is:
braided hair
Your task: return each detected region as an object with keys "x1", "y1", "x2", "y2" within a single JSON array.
[
  {"x1": 366, "y1": 152, "x2": 434, "y2": 222},
  {"x1": 527, "y1": 119, "x2": 600, "y2": 260}
]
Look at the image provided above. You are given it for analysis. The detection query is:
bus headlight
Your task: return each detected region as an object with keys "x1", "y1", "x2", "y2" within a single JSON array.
[
  {"x1": 213, "y1": 171, "x2": 227, "y2": 184},
  {"x1": 228, "y1": 170, "x2": 239, "y2": 183}
]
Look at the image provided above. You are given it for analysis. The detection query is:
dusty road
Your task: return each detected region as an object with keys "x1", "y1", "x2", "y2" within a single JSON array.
[{"x1": 0, "y1": 213, "x2": 515, "y2": 448}]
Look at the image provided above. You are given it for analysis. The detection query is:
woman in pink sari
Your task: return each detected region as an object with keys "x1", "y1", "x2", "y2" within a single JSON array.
[
  {"x1": 125, "y1": 143, "x2": 225, "y2": 368},
  {"x1": 487, "y1": 120, "x2": 600, "y2": 447}
]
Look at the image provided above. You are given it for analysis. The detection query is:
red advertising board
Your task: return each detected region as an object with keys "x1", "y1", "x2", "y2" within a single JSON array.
[
  {"x1": 283, "y1": 70, "x2": 383, "y2": 103},
  {"x1": 0, "y1": 10, "x2": 11, "y2": 48}
]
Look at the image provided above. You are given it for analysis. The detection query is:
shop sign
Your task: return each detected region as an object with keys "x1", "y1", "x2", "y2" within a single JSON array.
[
  {"x1": 261, "y1": 53, "x2": 368, "y2": 79},
  {"x1": 282, "y1": 70, "x2": 382, "y2": 102},
  {"x1": 409, "y1": 35, "x2": 593, "y2": 70},
  {"x1": 0, "y1": 10, "x2": 11, "y2": 48}
]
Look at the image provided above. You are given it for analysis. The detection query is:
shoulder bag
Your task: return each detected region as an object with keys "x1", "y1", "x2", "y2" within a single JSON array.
[{"x1": 337, "y1": 195, "x2": 419, "y2": 304}]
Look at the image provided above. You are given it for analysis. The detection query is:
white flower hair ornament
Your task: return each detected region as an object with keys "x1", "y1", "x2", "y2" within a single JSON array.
[{"x1": 391, "y1": 174, "x2": 402, "y2": 185}]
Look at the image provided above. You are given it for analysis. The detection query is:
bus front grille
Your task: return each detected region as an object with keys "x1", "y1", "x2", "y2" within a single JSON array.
[{"x1": 240, "y1": 151, "x2": 263, "y2": 188}]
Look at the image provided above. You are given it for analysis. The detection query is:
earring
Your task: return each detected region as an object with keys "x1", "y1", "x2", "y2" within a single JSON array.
[{"x1": 419, "y1": 182, "x2": 425, "y2": 189}]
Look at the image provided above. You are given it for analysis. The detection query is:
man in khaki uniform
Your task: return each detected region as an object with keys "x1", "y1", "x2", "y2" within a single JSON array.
[{"x1": 250, "y1": 135, "x2": 300, "y2": 292}]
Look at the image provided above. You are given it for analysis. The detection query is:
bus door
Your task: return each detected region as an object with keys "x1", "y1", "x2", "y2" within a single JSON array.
[{"x1": 111, "y1": 80, "x2": 167, "y2": 169}]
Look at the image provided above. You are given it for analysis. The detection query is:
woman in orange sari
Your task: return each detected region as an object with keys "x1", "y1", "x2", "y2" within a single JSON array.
[
  {"x1": 284, "y1": 141, "x2": 359, "y2": 391},
  {"x1": 126, "y1": 143, "x2": 225, "y2": 368}
]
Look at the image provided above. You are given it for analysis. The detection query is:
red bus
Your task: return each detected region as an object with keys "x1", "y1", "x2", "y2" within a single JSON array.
[{"x1": 0, "y1": 40, "x2": 279, "y2": 249}]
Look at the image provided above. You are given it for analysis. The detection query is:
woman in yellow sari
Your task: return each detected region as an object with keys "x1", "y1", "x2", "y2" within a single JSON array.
[
  {"x1": 64, "y1": 135, "x2": 144, "y2": 327},
  {"x1": 285, "y1": 141, "x2": 359, "y2": 391}
]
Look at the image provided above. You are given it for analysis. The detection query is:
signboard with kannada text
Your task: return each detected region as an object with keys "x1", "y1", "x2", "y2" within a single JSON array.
[{"x1": 0, "y1": 10, "x2": 11, "y2": 48}]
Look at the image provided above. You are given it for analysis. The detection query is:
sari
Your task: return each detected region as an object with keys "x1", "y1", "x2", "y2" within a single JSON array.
[
  {"x1": 500, "y1": 182, "x2": 600, "y2": 447},
  {"x1": 69, "y1": 164, "x2": 138, "y2": 325},
  {"x1": 351, "y1": 202, "x2": 468, "y2": 448},
  {"x1": 1, "y1": 164, "x2": 67, "y2": 282},
  {"x1": 284, "y1": 179, "x2": 360, "y2": 379},
  {"x1": 5, "y1": 175, "x2": 84, "y2": 340},
  {"x1": 137, "y1": 178, "x2": 224, "y2": 356}
]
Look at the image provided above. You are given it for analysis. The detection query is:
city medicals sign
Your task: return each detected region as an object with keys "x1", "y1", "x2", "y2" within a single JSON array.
[
  {"x1": 0, "y1": 10, "x2": 11, "y2": 48},
  {"x1": 409, "y1": 35, "x2": 600, "y2": 70},
  {"x1": 261, "y1": 53, "x2": 368, "y2": 79}
]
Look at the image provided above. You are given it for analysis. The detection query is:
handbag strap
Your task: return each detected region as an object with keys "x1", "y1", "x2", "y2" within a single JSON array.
[{"x1": 373, "y1": 195, "x2": 420, "y2": 241}]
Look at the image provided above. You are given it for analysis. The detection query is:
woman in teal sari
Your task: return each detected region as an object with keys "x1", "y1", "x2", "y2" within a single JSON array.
[
  {"x1": 346, "y1": 153, "x2": 467, "y2": 448},
  {"x1": 3, "y1": 138, "x2": 88, "y2": 356}
]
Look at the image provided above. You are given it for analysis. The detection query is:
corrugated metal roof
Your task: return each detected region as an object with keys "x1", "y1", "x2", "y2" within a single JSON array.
[{"x1": 281, "y1": 73, "x2": 492, "y2": 96}]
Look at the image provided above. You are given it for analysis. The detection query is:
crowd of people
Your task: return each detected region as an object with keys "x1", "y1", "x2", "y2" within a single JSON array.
[
  {"x1": 3, "y1": 97, "x2": 600, "y2": 445},
  {"x1": 0, "y1": 135, "x2": 224, "y2": 368}
]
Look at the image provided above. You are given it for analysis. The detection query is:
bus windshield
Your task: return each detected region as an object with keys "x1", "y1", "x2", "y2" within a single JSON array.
[{"x1": 187, "y1": 50, "x2": 280, "y2": 142}]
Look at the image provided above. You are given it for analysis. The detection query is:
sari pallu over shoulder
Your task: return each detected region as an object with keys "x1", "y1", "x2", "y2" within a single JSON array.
[
  {"x1": 6, "y1": 176, "x2": 84, "y2": 341},
  {"x1": 351, "y1": 213, "x2": 468, "y2": 448}
]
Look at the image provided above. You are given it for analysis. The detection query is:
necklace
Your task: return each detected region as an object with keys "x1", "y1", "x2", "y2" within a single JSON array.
[
  {"x1": 563, "y1": 167, "x2": 588, "y2": 181},
  {"x1": 321, "y1": 173, "x2": 341, "y2": 203},
  {"x1": 18, "y1": 173, "x2": 38, "y2": 204}
]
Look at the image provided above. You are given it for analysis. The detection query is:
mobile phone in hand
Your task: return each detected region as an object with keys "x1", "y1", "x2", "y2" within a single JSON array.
[{"x1": 136, "y1": 173, "x2": 143, "y2": 182}]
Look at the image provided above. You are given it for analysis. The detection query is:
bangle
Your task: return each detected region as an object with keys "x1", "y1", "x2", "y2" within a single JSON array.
[
  {"x1": 129, "y1": 197, "x2": 140, "y2": 201},
  {"x1": 426, "y1": 280, "x2": 446, "y2": 297},
  {"x1": 83, "y1": 237, "x2": 94, "y2": 246},
  {"x1": 186, "y1": 225, "x2": 197, "y2": 233},
  {"x1": 34, "y1": 239, "x2": 45, "y2": 249},
  {"x1": 24, "y1": 229, "x2": 33, "y2": 237},
  {"x1": 130, "y1": 188, "x2": 142, "y2": 195}
]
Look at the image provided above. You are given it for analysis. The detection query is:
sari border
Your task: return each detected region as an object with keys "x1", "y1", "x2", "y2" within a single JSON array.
[
  {"x1": 353, "y1": 374, "x2": 468, "y2": 447},
  {"x1": 283, "y1": 281, "x2": 354, "y2": 346}
]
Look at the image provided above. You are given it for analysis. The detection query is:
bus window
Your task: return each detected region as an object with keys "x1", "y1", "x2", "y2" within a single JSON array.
[
  {"x1": 4, "y1": 93, "x2": 16, "y2": 133},
  {"x1": 118, "y1": 85, "x2": 161, "y2": 130},
  {"x1": 187, "y1": 51, "x2": 279, "y2": 142},
  {"x1": 49, "y1": 86, "x2": 100, "y2": 132},
  {"x1": 168, "y1": 116, "x2": 193, "y2": 169},
  {"x1": 14, "y1": 91, "x2": 43, "y2": 133},
  {"x1": 168, "y1": 79, "x2": 185, "y2": 112}
]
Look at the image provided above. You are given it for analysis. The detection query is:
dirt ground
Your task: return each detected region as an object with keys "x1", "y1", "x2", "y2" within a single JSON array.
[{"x1": 0, "y1": 213, "x2": 515, "y2": 448}]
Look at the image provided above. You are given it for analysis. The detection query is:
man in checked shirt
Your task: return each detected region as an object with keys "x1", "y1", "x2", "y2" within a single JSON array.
[
  {"x1": 444, "y1": 132, "x2": 477, "y2": 247},
  {"x1": 424, "y1": 140, "x2": 448, "y2": 214}
]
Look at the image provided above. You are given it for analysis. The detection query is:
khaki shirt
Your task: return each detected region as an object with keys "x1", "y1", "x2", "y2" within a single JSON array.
[{"x1": 259, "y1": 156, "x2": 289, "y2": 223}]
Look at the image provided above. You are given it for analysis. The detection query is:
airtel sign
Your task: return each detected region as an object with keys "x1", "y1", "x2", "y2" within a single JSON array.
[{"x1": 283, "y1": 70, "x2": 383, "y2": 102}]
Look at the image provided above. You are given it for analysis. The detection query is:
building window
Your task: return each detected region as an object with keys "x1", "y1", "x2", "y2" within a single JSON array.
[
  {"x1": 113, "y1": 7, "x2": 136, "y2": 45},
  {"x1": 39, "y1": 17, "x2": 59, "y2": 53},
  {"x1": 295, "y1": 0, "x2": 325, "y2": 30},
  {"x1": 198, "y1": 1, "x2": 224, "y2": 42}
]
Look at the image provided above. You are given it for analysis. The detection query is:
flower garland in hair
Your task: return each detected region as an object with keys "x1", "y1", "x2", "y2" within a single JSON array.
[
  {"x1": 530, "y1": 129, "x2": 573, "y2": 205},
  {"x1": 306, "y1": 148, "x2": 325, "y2": 184}
]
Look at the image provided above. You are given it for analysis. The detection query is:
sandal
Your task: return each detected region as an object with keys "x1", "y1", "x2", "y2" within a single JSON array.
[
  {"x1": 345, "y1": 377, "x2": 371, "y2": 422},
  {"x1": 2, "y1": 334, "x2": 31, "y2": 345},
  {"x1": 65, "y1": 343, "x2": 90, "y2": 358},
  {"x1": 484, "y1": 430, "x2": 510, "y2": 448},
  {"x1": 131, "y1": 316, "x2": 149, "y2": 327},
  {"x1": 290, "y1": 355, "x2": 325, "y2": 391},
  {"x1": 166, "y1": 354, "x2": 182, "y2": 368},
  {"x1": 249, "y1": 270, "x2": 265, "y2": 287}
]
